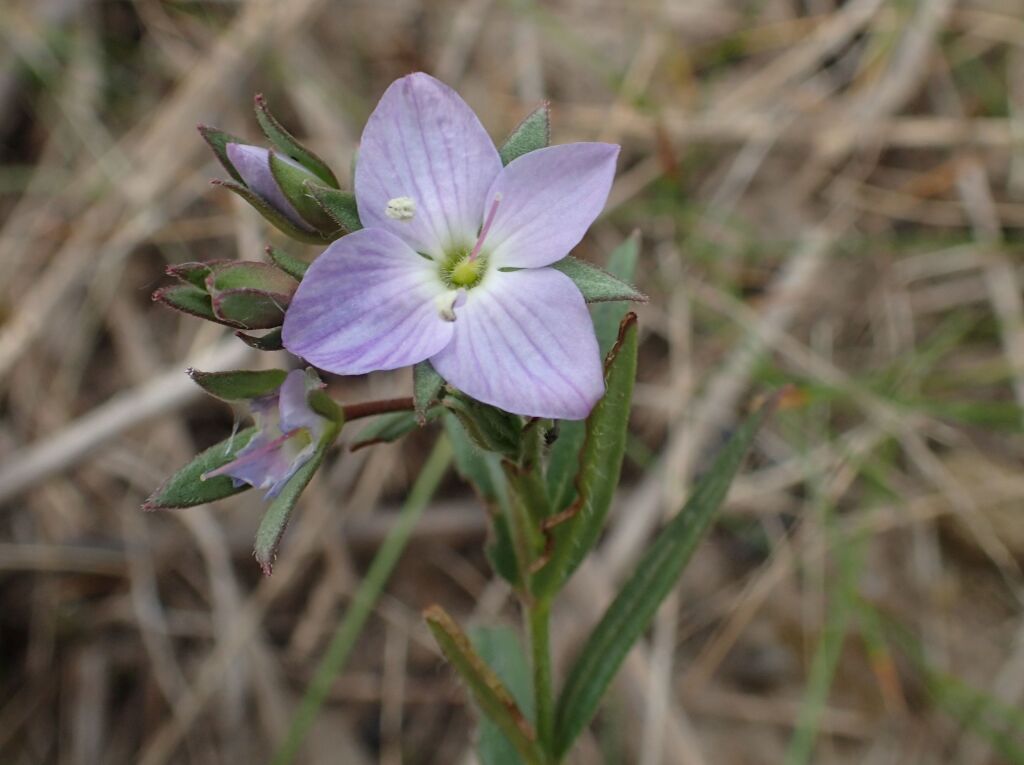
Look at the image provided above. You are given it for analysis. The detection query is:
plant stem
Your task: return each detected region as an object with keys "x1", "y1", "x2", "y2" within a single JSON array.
[
  {"x1": 341, "y1": 396, "x2": 413, "y2": 420},
  {"x1": 271, "y1": 435, "x2": 452, "y2": 765},
  {"x1": 528, "y1": 595, "x2": 555, "y2": 759}
]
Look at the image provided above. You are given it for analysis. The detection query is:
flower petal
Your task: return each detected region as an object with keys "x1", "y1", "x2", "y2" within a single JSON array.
[
  {"x1": 226, "y1": 143, "x2": 312, "y2": 230},
  {"x1": 282, "y1": 228, "x2": 453, "y2": 374},
  {"x1": 430, "y1": 268, "x2": 604, "y2": 420},
  {"x1": 355, "y1": 72, "x2": 502, "y2": 258},
  {"x1": 278, "y1": 369, "x2": 324, "y2": 436},
  {"x1": 485, "y1": 143, "x2": 619, "y2": 269}
]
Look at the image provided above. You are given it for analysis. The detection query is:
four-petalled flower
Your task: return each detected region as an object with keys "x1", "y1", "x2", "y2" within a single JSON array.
[
  {"x1": 282, "y1": 73, "x2": 619, "y2": 420},
  {"x1": 204, "y1": 369, "x2": 328, "y2": 497}
]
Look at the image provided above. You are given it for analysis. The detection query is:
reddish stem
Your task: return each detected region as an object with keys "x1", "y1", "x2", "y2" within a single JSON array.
[{"x1": 341, "y1": 397, "x2": 415, "y2": 421}]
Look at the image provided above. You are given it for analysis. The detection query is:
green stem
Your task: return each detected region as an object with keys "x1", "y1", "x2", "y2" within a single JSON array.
[
  {"x1": 528, "y1": 595, "x2": 555, "y2": 759},
  {"x1": 272, "y1": 435, "x2": 453, "y2": 765}
]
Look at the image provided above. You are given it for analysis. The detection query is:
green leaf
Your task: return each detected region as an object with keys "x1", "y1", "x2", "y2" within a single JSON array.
[
  {"x1": 254, "y1": 423, "x2": 339, "y2": 574},
  {"x1": 414, "y1": 360, "x2": 445, "y2": 425},
  {"x1": 444, "y1": 413, "x2": 518, "y2": 584},
  {"x1": 212, "y1": 288, "x2": 290, "y2": 330},
  {"x1": 213, "y1": 179, "x2": 333, "y2": 245},
  {"x1": 235, "y1": 327, "x2": 284, "y2": 351},
  {"x1": 305, "y1": 182, "x2": 362, "y2": 233},
  {"x1": 499, "y1": 103, "x2": 550, "y2": 166},
  {"x1": 424, "y1": 606, "x2": 545, "y2": 765},
  {"x1": 152, "y1": 284, "x2": 220, "y2": 324},
  {"x1": 142, "y1": 427, "x2": 257, "y2": 510},
  {"x1": 187, "y1": 368, "x2": 287, "y2": 401},
  {"x1": 254, "y1": 93, "x2": 339, "y2": 187},
  {"x1": 350, "y1": 409, "x2": 440, "y2": 451},
  {"x1": 197, "y1": 124, "x2": 246, "y2": 184},
  {"x1": 444, "y1": 393, "x2": 522, "y2": 460},
  {"x1": 550, "y1": 256, "x2": 646, "y2": 304},
  {"x1": 268, "y1": 151, "x2": 340, "y2": 233},
  {"x1": 546, "y1": 232, "x2": 641, "y2": 513},
  {"x1": 552, "y1": 399, "x2": 772, "y2": 758},
  {"x1": 592, "y1": 231, "x2": 641, "y2": 355},
  {"x1": 471, "y1": 627, "x2": 533, "y2": 765},
  {"x1": 534, "y1": 315, "x2": 638, "y2": 596},
  {"x1": 266, "y1": 245, "x2": 309, "y2": 280}
]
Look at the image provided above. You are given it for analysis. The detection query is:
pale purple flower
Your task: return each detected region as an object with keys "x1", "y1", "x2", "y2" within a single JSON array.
[
  {"x1": 204, "y1": 369, "x2": 327, "y2": 497},
  {"x1": 226, "y1": 143, "x2": 317, "y2": 231},
  {"x1": 281, "y1": 73, "x2": 618, "y2": 420}
]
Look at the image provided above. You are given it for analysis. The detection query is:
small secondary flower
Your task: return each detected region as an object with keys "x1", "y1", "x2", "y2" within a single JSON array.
[
  {"x1": 204, "y1": 369, "x2": 328, "y2": 497},
  {"x1": 282, "y1": 73, "x2": 618, "y2": 419}
]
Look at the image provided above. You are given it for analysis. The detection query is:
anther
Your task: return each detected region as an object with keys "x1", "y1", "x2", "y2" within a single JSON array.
[{"x1": 385, "y1": 196, "x2": 416, "y2": 221}]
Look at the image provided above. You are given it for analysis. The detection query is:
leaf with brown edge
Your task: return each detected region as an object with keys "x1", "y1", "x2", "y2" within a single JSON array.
[{"x1": 532, "y1": 313, "x2": 638, "y2": 597}]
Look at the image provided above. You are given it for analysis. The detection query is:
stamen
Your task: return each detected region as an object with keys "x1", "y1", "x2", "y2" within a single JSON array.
[
  {"x1": 468, "y1": 192, "x2": 502, "y2": 262},
  {"x1": 435, "y1": 289, "x2": 466, "y2": 321},
  {"x1": 385, "y1": 196, "x2": 416, "y2": 221}
]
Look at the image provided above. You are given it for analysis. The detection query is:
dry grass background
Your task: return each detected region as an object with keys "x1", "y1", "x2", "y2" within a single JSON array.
[{"x1": 1, "y1": 0, "x2": 1024, "y2": 762}]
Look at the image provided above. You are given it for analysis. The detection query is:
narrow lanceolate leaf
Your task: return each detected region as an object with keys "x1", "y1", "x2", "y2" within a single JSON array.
[
  {"x1": 212, "y1": 179, "x2": 332, "y2": 245},
  {"x1": 254, "y1": 93, "x2": 339, "y2": 187},
  {"x1": 186, "y1": 368, "x2": 287, "y2": 402},
  {"x1": 235, "y1": 327, "x2": 284, "y2": 351},
  {"x1": 471, "y1": 626, "x2": 534, "y2": 765},
  {"x1": 551, "y1": 256, "x2": 646, "y2": 304},
  {"x1": 305, "y1": 182, "x2": 363, "y2": 233},
  {"x1": 197, "y1": 124, "x2": 246, "y2": 184},
  {"x1": 534, "y1": 315, "x2": 638, "y2": 597},
  {"x1": 254, "y1": 423, "x2": 339, "y2": 574},
  {"x1": 350, "y1": 409, "x2": 440, "y2": 451},
  {"x1": 152, "y1": 284, "x2": 220, "y2": 324},
  {"x1": 424, "y1": 606, "x2": 545, "y2": 765},
  {"x1": 143, "y1": 427, "x2": 257, "y2": 510},
  {"x1": 552, "y1": 399, "x2": 773, "y2": 758},
  {"x1": 592, "y1": 231, "x2": 641, "y2": 355},
  {"x1": 414, "y1": 360, "x2": 445, "y2": 425},
  {"x1": 499, "y1": 103, "x2": 550, "y2": 166},
  {"x1": 546, "y1": 232, "x2": 642, "y2": 513},
  {"x1": 266, "y1": 245, "x2": 308, "y2": 280}
]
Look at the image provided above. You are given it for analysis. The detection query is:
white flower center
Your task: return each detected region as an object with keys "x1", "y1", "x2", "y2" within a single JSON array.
[{"x1": 385, "y1": 196, "x2": 416, "y2": 221}]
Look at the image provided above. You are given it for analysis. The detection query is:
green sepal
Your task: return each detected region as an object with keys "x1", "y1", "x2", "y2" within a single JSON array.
[
  {"x1": 197, "y1": 124, "x2": 246, "y2": 184},
  {"x1": 551, "y1": 256, "x2": 646, "y2": 304},
  {"x1": 235, "y1": 327, "x2": 284, "y2": 351},
  {"x1": 142, "y1": 427, "x2": 257, "y2": 510},
  {"x1": 212, "y1": 179, "x2": 333, "y2": 245},
  {"x1": 268, "y1": 150, "x2": 341, "y2": 234},
  {"x1": 152, "y1": 284, "x2": 221, "y2": 324},
  {"x1": 414, "y1": 360, "x2": 445, "y2": 425},
  {"x1": 253, "y1": 420, "x2": 339, "y2": 574},
  {"x1": 499, "y1": 103, "x2": 550, "y2": 166},
  {"x1": 307, "y1": 386, "x2": 343, "y2": 425},
  {"x1": 206, "y1": 260, "x2": 297, "y2": 294},
  {"x1": 186, "y1": 368, "x2": 288, "y2": 402},
  {"x1": 266, "y1": 245, "x2": 308, "y2": 280},
  {"x1": 443, "y1": 393, "x2": 522, "y2": 460},
  {"x1": 423, "y1": 606, "x2": 544, "y2": 765},
  {"x1": 305, "y1": 182, "x2": 362, "y2": 233},
  {"x1": 552, "y1": 396, "x2": 773, "y2": 758},
  {"x1": 533, "y1": 314, "x2": 638, "y2": 597},
  {"x1": 165, "y1": 259, "x2": 231, "y2": 289},
  {"x1": 254, "y1": 93, "x2": 339, "y2": 188},
  {"x1": 350, "y1": 408, "x2": 441, "y2": 451},
  {"x1": 470, "y1": 626, "x2": 535, "y2": 765},
  {"x1": 211, "y1": 288, "x2": 290, "y2": 330}
]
